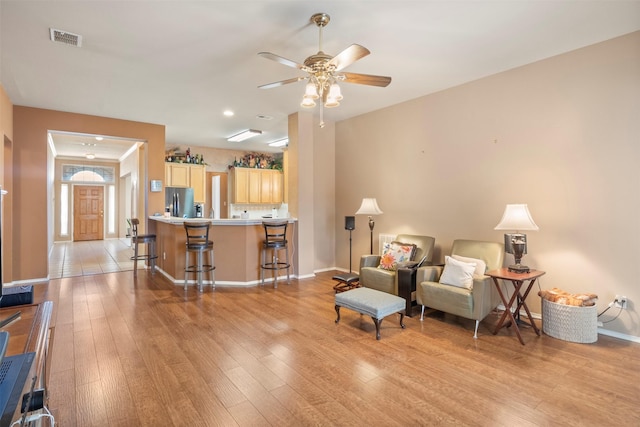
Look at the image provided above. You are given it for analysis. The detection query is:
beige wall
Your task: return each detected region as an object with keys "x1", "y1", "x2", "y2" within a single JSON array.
[
  {"x1": 336, "y1": 31, "x2": 640, "y2": 339},
  {"x1": 1, "y1": 85, "x2": 14, "y2": 283},
  {"x1": 285, "y1": 111, "x2": 336, "y2": 278},
  {"x1": 0, "y1": 85, "x2": 12, "y2": 146},
  {"x1": 312, "y1": 118, "x2": 336, "y2": 272},
  {"x1": 13, "y1": 107, "x2": 165, "y2": 282}
]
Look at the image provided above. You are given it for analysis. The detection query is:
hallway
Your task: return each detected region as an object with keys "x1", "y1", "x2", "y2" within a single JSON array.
[{"x1": 49, "y1": 239, "x2": 135, "y2": 278}]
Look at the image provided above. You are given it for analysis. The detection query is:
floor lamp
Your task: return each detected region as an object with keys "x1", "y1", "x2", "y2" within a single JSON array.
[
  {"x1": 355, "y1": 198, "x2": 383, "y2": 254},
  {"x1": 331, "y1": 216, "x2": 359, "y2": 290}
]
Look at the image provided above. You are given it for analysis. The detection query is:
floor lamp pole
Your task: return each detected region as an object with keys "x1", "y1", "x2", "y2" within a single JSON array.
[
  {"x1": 368, "y1": 216, "x2": 375, "y2": 254},
  {"x1": 348, "y1": 229, "x2": 353, "y2": 272}
]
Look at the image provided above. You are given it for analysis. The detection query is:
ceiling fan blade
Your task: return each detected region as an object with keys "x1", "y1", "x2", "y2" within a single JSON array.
[
  {"x1": 341, "y1": 72, "x2": 392, "y2": 87},
  {"x1": 258, "y1": 76, "x2": 306, "y2": 89},
  {"x1": 258, "y1": 52, "x2": 306, "y2": 70},
  {"x1": 328, "y1": 44, "x2": 370, "y2": 71}
]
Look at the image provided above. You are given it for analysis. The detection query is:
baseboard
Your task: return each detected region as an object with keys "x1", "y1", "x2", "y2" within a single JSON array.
[
  {"x1": 154, "y1": 266, "x2": 302, "y2": 287},
  {"x1": 497, "y1": 304, "x2": 639, "y2": 343},
  {"x1": 6, "y1": 277, "x2": 49, "y2": 286},
  {"x1": 596, "y1": 328, "x2": 640, "y2": 343}
]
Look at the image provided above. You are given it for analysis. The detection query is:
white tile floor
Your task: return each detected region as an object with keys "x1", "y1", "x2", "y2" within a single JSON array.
[{"x1": 49, "y1": 238, "x2": 137, "y2": 278}]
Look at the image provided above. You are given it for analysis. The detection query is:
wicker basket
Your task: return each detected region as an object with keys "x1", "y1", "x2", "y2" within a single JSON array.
[{"x1": 542, "y1": 298, "x2": 598, "y2": 343}]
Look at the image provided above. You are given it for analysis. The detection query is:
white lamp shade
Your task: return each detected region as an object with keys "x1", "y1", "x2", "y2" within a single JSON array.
[
  {"x1": 328, "y1": 83, "x2": 343, "y2": 101},
  {"x1": 355, "y1": 198, "x2": 383, "y2": 215},
  {"x1": 304, "y1": 82, "x2": 319, "y2": 99},
  {"x1": 494, "y1": 204, "x2": 539, "y2": 231},
  {"x1": 324, "y1": 98, "x2": 340, "y2": 108},
  {"x1": 300, "y1": 97, "x2": 316, "y2": 108}
]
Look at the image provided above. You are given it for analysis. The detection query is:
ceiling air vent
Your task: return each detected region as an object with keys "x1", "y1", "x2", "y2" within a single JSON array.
[{"x1": 49, "y1": 28, "x2": 82, "y2": 47}]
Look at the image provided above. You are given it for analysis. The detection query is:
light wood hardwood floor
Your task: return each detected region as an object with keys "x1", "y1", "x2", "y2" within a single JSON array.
[{"x1": 29, "y1": 270, "x2": 640, "y2": 426}]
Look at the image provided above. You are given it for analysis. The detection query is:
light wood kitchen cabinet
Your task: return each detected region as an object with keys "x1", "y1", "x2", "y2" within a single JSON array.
[
  {"x1": 260, "y1": 169, "x2": 282, "y2": 203},
  {"x1": 230, "y1": 167, "x2": 283, "y2": 204},
  {"x1": 189, "y1": 165, "x2": 205, "y2": 203},
  {"x1": 165, "y1": 163, "x2": 206, "y2": 203},
  {"x1": 231, "y1": 167, "x2": 249, "y2": 203},
  {"x1": 165, "y1": 163, "x2": 190, "y2": 187},
  {"x1": 271, "y1": 170, "x2": 283, "y2": 203}
]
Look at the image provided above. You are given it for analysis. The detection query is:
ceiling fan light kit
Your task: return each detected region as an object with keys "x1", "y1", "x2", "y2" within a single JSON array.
[{"x1": 258, "y1": 12, "x2": 391, "y2": 126}]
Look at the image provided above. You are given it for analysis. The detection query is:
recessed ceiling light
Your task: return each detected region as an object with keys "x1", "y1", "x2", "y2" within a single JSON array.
[
  {"x1": 256, "y1": 114, "x2": 273, "y2": 120},
  {"x1": 95, "y1": 136, "x2": 103, "y2": 141},
  {"x1": 227, "y1": 129, "x2": 262, "y2": 142},
  {"x1": 223, "y1": 110, "x2": 234, "y2": 117},
  {"x1": 86, "y1": 153, "x2": 96, "y2": 159}
]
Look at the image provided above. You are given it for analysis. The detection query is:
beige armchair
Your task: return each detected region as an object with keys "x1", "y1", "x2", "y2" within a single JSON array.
[
  {"x1": 416, "y1": 239, "x2": 504, "y2": 338},
  {"x1": 359, "y1": 234, "x2": 435, "y2": 295}
]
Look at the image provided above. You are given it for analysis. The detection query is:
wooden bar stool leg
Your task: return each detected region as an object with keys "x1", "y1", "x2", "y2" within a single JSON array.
[
  {"x1": 150, "y1": 240, "x2": 156, "y2": 273},
  {"x1": 133, "y1": 240, "x2": 139, "y2": 276},
  {"x1": 261, "y1": 246, "x2": 266, "y2": 286},
  {"x1": 209, "y1": 249, "x2": 215, "y2": 289},
  {"x1": 285, "y1": 245, "x2": 290, "y2": 284},
  {"x1": 184, "y1": 250, "x2": 189, "y2": 291},
  {"x1": 272, "y1": 247, "x2": 278, "y2": 289},
  {"x1": 197, "y1": 250, "x2": 204, "y2": 292}
]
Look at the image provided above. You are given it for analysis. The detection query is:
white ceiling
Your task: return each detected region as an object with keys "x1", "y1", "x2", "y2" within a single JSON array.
[
  {"x1": 49, "y1": 131, "x2": 141, "y2": 161},
  {"x1": 2, "y1": 1, "x2": 639, "y2": 158}
]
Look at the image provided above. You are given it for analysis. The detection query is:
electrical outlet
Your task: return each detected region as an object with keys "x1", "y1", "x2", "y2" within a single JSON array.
[{"x1": 614, "y1": 295, "x2": 628, "y2": 309}]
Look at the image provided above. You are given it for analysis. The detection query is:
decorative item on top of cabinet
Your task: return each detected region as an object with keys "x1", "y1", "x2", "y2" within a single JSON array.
[
  {"x1": 165, "y1": 147, "x2": 206, "y2": 164},
  {"x1": 230, "y1": 152, "x2": 282, "y2": 170},
  {"x1": 230, "y1": 167, "x2": 282, "y2": 204}
]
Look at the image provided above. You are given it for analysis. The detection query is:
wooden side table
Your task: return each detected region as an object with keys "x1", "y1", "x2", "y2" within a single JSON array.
[
  {"x1": 397, "y1": 267, "x2": 417, "y2": 317},
  {"x1": 485, "y1": 268, "x2": 546, "y2": 345}
]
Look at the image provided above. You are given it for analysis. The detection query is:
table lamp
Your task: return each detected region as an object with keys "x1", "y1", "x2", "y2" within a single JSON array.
[
  {"x1": 355, "y1": 198, "x2": 383, "y2": 254},
  {"x1": 494, "y1": 204, "x2": 539, "y2": 273}
]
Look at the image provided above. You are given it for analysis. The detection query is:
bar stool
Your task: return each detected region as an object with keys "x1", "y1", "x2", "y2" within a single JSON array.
[
  {"x1": 130, "y1": 218, "x2": 157, "y2": 276},
  {"x1": 261, "y1": 220, "x2": 290, "y2": 288},
  {"x1": 184, "y1": 221, "x2": 215, "y2": 292}
]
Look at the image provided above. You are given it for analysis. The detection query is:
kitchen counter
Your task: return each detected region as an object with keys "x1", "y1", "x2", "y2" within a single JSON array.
[
  {"x1": 150, "y1": 215, "x2": 296, "y2": 226},
  {"x1": 148, "y1": 216, "x2": 297, "y2": 286}
]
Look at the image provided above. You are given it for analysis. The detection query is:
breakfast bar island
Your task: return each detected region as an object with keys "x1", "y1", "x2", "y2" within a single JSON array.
[{"x1": 148, "y1": 216, "x2": 297, "y2": 286}]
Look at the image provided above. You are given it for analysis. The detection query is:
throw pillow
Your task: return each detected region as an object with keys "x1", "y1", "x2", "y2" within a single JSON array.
[
  {"x1": 378, "y1": 241, "x2": 417, "y2": 271},
  {"x1": 391, "y1": 240, "x2": 418, "y2": 261},
  {"x1": 439, "y1": 256, "x2": 476, "y2": 289},
  {"x1": 451, "y1": 254, "x2": 487, "y2": 276}
]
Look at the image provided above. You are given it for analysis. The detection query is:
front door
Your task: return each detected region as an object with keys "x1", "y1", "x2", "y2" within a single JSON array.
[{"x1": 73, "y1": 185, "x2": 104, "y2": 241}]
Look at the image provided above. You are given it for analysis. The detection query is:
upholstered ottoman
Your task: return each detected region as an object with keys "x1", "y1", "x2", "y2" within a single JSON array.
[{"x1": 335, "y1": 287, "x2": 406, "y2": 340}]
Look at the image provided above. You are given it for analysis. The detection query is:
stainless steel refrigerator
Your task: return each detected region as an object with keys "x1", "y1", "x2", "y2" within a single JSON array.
[{"x1": 165, "y1": 187, "x2": 195, "y2": 218}]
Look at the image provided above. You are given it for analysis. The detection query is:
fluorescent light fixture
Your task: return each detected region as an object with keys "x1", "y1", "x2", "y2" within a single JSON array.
[
  {"x1": 268, "y1": 138, "x2": 288, "y2": 147},
  {"x1": 227, "y1": 129, "x2": 262, "y2": 142}
]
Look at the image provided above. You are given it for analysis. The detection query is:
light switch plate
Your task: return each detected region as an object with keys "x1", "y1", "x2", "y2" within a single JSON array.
[{"x1": 150, "y1": 180, "x2": 162, "y2": 192}]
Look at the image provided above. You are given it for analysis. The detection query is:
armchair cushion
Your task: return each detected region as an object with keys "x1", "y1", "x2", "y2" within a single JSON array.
[
  {"x1": 378, "y1": 241, "x2": 416, "y2": 271},
  {"x1": 360, "y1": 234, "x2": 435, "y2": 296},
  {"x1": 451, "y1": 254, "x2": 486, "y2": 276},
  {"x1": 439, "y1": 256, "x2": 476, "y2": 289},
  {"x1": 417, "y1": 239, "x2": 504, "y2": 326}
]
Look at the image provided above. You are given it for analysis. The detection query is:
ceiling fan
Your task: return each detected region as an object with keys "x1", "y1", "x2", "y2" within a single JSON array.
[{"x1": 258, "y1": 13, "x2": 391, "y2": 125}]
